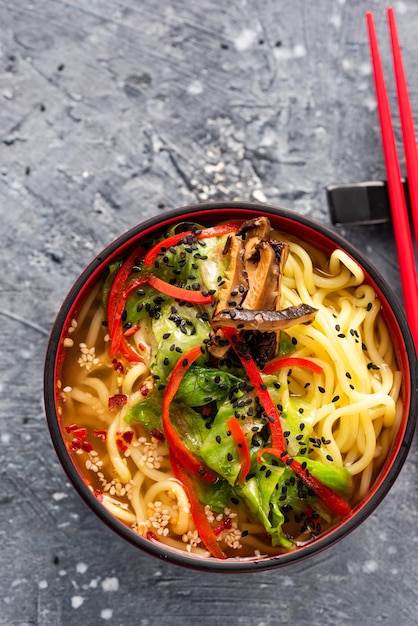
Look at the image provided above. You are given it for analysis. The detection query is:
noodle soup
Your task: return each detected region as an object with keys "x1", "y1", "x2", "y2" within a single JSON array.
[{"x1": 46, "y1": 203, "x2": 416, "y2": 571}]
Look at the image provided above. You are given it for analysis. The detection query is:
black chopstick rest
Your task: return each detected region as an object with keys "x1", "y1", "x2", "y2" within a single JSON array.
[{"x1": 326, "y1": 179, "x2": 409, "y2": 226}]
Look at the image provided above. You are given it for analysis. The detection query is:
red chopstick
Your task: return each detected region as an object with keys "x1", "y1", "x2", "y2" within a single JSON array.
[
  {"x1": 387, "y1": 7, "x2": 418, "y2": 251},
  {"x1": 366, "y1": 9, "x2": 418, "y2": 350}
]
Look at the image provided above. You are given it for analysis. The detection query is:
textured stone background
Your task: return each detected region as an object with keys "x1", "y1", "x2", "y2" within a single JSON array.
[{"x1": 0, "y1": 1, "x2": 417, "y2": 625}]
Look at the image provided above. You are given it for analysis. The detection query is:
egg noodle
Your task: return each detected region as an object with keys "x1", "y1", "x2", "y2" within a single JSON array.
[{"x1": 58, "y1": 225, "x2": 401, "y2": 559}]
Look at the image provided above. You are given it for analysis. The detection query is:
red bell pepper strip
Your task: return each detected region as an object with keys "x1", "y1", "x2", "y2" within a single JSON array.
[
  {"x1": 107, "y1": 247, "x2": 144, "y2": 337},
  {"x1": 169, "y1": 450, "x2": 226, "y2": 559},
  {"x1": 226, "y1": 417, "x2": 251, "y2": 485},
  {"x1": 162, "y1": 344, "x2": 218, "y2": 483},
  {"x1": 109, "y1": 274, "x2": 214, "y2": 361},
  {"x1": 143, "y1": 220, "x2": 244, "y2": 266},
  {"x1": 257, "y1": 447, "x2": 351, "y2": 518},
  {"x1": 221, "y1": 327, "x2": 285, "y2": 451},
  {"x1": 263, "y1": 357, "x2": 323, "y2": 376}
]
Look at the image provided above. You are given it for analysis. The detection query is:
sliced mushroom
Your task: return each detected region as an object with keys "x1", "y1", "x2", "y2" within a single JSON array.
[
  {"x1": 243, "y1": 238, "x2": 289, "y2": 311},
  {"x1": 270, "y1": 240, "x2": 290, "y2": 309},
  {"x1": 236, "y1": 216, "x2": 272, "y2": 240},
  {"x1": 212, "y1": 304, "x2": 318, "y2": 331},
  {"x1": 208, "y1": 215, "x2": 317, "y2": 366},
  {"x1": 215, "y1": 235, "x2": 248, "y2": 313}
]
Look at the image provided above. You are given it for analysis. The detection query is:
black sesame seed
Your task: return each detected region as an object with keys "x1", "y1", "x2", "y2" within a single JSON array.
[
  {"x1": 332, "y1": 395, "x2": 340, "y2": 402},
  {"x1": 227, "y1": 452, "x2": 233, "y2": 462},
  {"x1": 216, "y1": 435, "x2": 221, "y2": 444}
]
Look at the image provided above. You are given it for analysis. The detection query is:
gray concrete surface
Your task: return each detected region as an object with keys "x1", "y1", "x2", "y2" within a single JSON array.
[{"x1": 0, "y1": 1, "x2": 417, "y2": 625}]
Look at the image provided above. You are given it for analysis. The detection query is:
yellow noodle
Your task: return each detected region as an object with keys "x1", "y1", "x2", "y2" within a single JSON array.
[
  {"x1": 122, "y1": 362, "x2": 149, "y2": 395},
  {"x1": 143, "y1": 479, "x2": 190, "y2": 536},
  {"x1": 101, "y1": 495, "x2": 137, "y2": 525},
  {"x1": 107, "y1": 412, "x2": 132, "y2": 483},
  {"x1": 81, "y1": 377, "x2": 113, "y2": 409}
]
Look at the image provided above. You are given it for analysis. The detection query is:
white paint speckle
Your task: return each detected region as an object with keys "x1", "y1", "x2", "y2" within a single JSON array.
[
  {"x1": 396, "y1": 2, "x2": 407, "y2": 14},
  {"x1": 329, "y1": 14, "x2": 341, "y2": 29},
  {"x1": 59, "y1": 570, "x2": 67, "y2": 576},
  {"x1": 53, "y1": 492, "x2": 67, "y2": 501},
  {"x1": 38, "y1": 580, "x2": 48, "y2": 590},
  {"x1": 89, "y1": 578, "x2": 99, "y2": 588},
  {"x1": 71, "y1": 596, "x2": 84, "y2": 609},
  {"x1": 293, "y1": 44, "x2": 307, "y2": 58},
  {"x1": 359, "y1": 62, "x2": 371, "y2": 77},
  {"x1": 342, "y1": 58, "x2": 352, "y2": 73},
  {"x1": 364, "y1": 96, "x2": 377, "y2": 113},
  {"x1": 387, "y1": 545, "x2": 397, "y2": 555},
  {"x1": 363, "y1": 560, "x2": 378, "y2": 574},
  {"x1": 1, "y1": 433, "x2": 11, "y2": 444},
  {"x1": 252, "y1": 188, "x2": 267, "y2": 203},
  {"x1": 101, "y1": 577, "x2": 119, "y2": 592},
  {"x1": 76, "y1": 562, "x2": 88, "y2": 574},
  {"x1": 235, "y1": 28, "x2": 257, "y2": 52},
  {"x1": 274, "y1": 44, "x2": 307, "y2": 61},
  {"x1": 101, "y1": 609, "x2": 113, "y2": 621},
  {"x1": 187, "y1": 80, "x2": 203, "y2": 95}
]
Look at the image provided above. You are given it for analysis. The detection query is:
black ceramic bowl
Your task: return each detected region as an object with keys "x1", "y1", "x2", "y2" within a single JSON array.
[{"x1": 44, "y1": 201, "x2": 417, "y2": 572}]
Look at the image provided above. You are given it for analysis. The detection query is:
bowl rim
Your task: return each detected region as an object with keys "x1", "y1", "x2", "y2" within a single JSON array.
[{"x1": 44, "y1": 200, "x2": 418, "y2": 573}]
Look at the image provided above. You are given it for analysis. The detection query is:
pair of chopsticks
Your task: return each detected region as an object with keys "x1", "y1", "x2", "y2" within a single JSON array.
[{"x1": 366, "y1": 8, "x2": 418, "y2": 351}]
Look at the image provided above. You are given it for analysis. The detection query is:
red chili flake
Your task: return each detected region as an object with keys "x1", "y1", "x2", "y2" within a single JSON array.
[
  {"x1": 123, "y1": 324, "x2": 141, "y2": 338},
  {"x1": 94, "y1": 489, "x2": 104, "y2": 502},
  {"x1": 65, "y1": 423, "x2": 79, "y2": 433},
  {"x1": 71, "y1": 438, "x2": 82, "y2": 450},
  {"x1": 73, "y1": 427, "x2": 88, "y2": 441},
  {"x1": 81, "y1": 441, "x2": 93, "y2": 453},
  {"x1": 115, "y1": 433, "x2": 128, "y2": 452},
  {"x1": 213, "y1": 517, "x2": 233, "y2": 536},
  {"x1": 146, "y1": 531, "x2": 158, "y2": 541},
  {"x1": 108, "y1": 393, "x2": 128, "y2": 411},
  {"x1": 112, "y1": 358, "x2": 125, "y2": 374},
  {"x1": 150, "y1": 427, "x2": 165, "y2": 442},
  {"x1": 122, "y1": 430, "x2": 134, "y2": 444},
  {"x1": 137, "y1": 342, "x2": 146, "y2": 352},
  {"x1": 140, "y1": 384, "x2": 150, "y2": 397},
  {"x1": 93, "y1": 430, "x2": 107, "y2": 441}
]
